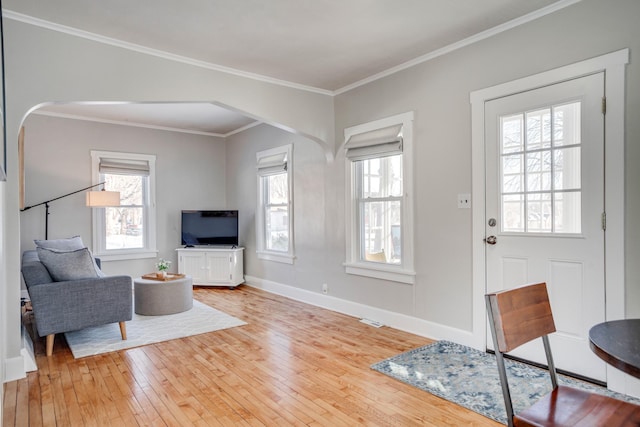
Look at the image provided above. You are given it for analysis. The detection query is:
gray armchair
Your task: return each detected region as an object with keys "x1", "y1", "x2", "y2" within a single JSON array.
[{"x1": 21, "y1": 250, "x2": 133, "y2": 356}]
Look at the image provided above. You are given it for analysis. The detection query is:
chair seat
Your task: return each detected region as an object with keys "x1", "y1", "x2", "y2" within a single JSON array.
[{"x1": 515, "y1": 385, "x2": 640, "y2": 427}]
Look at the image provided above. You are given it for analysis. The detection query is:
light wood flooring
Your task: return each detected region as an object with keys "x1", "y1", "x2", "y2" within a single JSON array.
[{"x1": 4, "y1": 285, "x2": 500, "y2": 426}]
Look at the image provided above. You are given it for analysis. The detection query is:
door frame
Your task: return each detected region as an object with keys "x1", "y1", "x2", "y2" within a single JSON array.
[{"x1": 470, "y1": 49, "x2": 629, "y2": 391}]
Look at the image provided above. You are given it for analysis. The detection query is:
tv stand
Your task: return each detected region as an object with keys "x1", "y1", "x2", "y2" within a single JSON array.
[{"x1": 176, "y1": 247, "x2": 244, "y2": 288}]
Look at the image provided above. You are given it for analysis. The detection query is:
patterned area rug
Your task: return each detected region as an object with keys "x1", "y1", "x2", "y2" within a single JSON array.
[
  {"x1": 372, "y1": 340, "x2": 640, "y2": 425},
  {"x1": 65, "y1": 300, "x2": 246, "y2": 358}
]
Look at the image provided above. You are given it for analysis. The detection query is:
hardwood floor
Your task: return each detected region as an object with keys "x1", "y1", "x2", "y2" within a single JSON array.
[{"x1": 4, "y1": 285, "x2": 500, "y2": 426}]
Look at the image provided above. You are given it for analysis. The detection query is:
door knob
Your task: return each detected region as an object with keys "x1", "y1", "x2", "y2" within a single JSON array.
[{"x1": 484, "y1": 235, "x2": 497, "y2": 245}]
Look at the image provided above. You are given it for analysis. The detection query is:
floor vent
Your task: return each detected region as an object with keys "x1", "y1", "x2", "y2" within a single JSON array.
[{"x1": 360, "y1": 318, "x2": 384, "y2": 328}]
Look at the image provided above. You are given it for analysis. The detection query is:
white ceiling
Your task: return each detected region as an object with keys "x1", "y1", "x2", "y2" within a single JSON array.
[{"x1": 8, "y1": 0, "x2": 575, "y2": 136}]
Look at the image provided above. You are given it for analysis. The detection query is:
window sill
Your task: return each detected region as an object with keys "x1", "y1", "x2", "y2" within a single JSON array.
[
  {"x1": 344, "y1": 262, "x2": 415, "y2": 284},
  {"x1": 93, "y1": 249, "x2": 158, "y2": 262},
  {"x1": 257, "y1": 251, "x2": 295, "y2": 265}
]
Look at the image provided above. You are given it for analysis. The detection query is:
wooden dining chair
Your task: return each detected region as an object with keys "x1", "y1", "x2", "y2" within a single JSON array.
[{"x1": 486, "y1": 282, "x2": 640, "y2": 427}]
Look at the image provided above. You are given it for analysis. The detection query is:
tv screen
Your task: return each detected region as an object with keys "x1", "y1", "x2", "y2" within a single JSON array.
[{"x1": 181, "y1": 210, "x2": 239, "y2": 246}]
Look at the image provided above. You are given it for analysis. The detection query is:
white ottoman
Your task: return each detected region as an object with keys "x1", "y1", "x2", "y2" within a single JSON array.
[{"x1": 134, "y1": 275, "x2": 193, "y2": 315}]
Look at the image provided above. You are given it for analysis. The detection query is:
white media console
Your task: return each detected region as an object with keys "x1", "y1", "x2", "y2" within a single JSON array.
[{"x1": 176, "y1": 246, "x2": 244, "y2": 288}]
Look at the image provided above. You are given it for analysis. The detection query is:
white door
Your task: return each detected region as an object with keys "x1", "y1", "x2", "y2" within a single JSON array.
[{"x1": 485, "y1": 73, "x2": 607, "y2": 382}]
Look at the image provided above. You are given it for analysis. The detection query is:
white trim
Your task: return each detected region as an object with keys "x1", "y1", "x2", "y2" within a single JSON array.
[
  {"x1": 3, "y1": 10, "x2": 333, "y2": 96},
  {"x1": 4, "y1": 355, "x2": 25, "y2": 382},
  {"x1": 93, "y1": 250, "x2": 158, "y2": 262},
  {"x1": 470, "y1": 49, "x2": 629, "y2": 390},
  {"x1": 256, "y1": 251, "x2": 295, "y2": 265},
  {"x1": 244, "y1": 275, "x2": 475, "y2": 346},
  {"x1": 21, "y1": 326, "x2": 37, "y2": 373},
  {"x1": 334, "y1": 0, "x2": 585, "y2": 94},
  {"x1": 343, "y1": 112, "x2": 415, "y2": 284},
  {"x1": 344, "y1": 263, "x2": 415, "y2": 284}
]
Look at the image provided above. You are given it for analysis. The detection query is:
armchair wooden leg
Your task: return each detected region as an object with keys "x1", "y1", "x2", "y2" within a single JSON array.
[
  {"x1": 119, "y1": 321, "x2": 127, "y2": 340},
  {"x1": 46, "y1": 334, "x2": 55, "y2": 356}
]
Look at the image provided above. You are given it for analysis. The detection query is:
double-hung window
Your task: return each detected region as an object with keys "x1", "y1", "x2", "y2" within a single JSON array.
[
  {"x1": 91, "y1": 150, "x2": 157, "y2": 260},
  {"x1": 256, "y1": 145, "x2": 294, "y2": 264},
  {"x1": 344, "y1": 112, "x2": 415, "y2": 284}
]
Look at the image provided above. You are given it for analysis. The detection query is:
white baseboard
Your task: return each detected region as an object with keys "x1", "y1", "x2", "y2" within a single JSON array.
[
  {"x1": 22, "y1": 325, "x2": 37, "y2": 373},
  {"x1": 4, "y1": 355, "x2": 25, "y2": 382},
  {"x1": 243, "y1": 275, "x2": 476, "y2": 348}
]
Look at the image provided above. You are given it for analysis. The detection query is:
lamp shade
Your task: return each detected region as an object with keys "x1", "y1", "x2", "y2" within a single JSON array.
[{"x1": 86, "y1": 190, "x2": 120, "y2": 207}]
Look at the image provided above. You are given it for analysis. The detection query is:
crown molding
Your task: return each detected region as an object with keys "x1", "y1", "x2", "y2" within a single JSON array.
[
  {"x1": 30, "y1": 109, "x2": 255, "y2": 138},
  {"x1": 334, "y1": 0, "x2": 584, "y2": 95},
  {"x1": 3, "y1": 10, "x2": 334, "y2": 97}
]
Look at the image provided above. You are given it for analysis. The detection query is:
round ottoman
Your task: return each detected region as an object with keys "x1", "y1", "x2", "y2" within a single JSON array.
[{"x1": 134, "y1": 275, "x2": 193, "y2": 315}]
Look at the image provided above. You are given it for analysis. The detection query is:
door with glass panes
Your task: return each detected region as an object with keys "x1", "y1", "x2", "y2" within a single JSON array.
[{"x1": 484, "y1": 72, "x2": 607, "y2": 382}]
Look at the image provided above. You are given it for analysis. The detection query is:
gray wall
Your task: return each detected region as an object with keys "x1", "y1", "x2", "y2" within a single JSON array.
[
  {"x1": 226, "y1": 124, "x2": 328, "y2": 290},
  {"x1": 20, "y1": 114, "x2": 227, "y2": 277}
]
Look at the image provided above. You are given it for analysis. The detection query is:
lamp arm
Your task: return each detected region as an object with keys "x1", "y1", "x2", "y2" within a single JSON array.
[{"x1": 20, "y1": 182, "x2": 106, "y2": 211}]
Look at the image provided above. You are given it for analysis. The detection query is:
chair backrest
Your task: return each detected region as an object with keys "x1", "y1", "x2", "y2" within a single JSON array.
[
  {"x1": 486, "y1": 282, "x2": 556, "y2": 353},
  {"x1": 486, "y1": 282, "x2": 559, "y2": 426}
]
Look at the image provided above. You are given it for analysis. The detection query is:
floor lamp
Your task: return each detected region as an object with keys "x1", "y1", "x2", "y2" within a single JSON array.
[{"x1": 21, "y1": 182, "x2": 120, "y2": 239}]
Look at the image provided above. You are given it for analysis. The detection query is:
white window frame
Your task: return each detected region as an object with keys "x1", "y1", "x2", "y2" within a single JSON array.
[
  {"x1": 256, "y1": 144, "x2": 295, "y2": 264},
  {"x1": 343, "y1": 112, "x2": 415, "y2": 284},
  {"x1": 90, "y1": 150, "x2": 157, "y2": 261}
]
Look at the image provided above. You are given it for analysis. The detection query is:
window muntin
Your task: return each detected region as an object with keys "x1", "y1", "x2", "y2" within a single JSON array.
[{"x1": 500, "y1": 101, "x2": 582, "y2": 234}]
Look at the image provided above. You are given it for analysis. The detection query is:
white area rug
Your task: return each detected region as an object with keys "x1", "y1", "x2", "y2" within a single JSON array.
[{"x1": 65, "y1": 300, "x2": 246, "y2": 358}]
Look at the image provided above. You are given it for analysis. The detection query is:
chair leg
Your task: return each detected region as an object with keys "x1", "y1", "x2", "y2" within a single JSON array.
[
  {"x1": 46, "y1": 334, "x2": 55, "y2": 356},
  {"x1": 119, "y1": 321, "x2": 127, "y2": 340}
]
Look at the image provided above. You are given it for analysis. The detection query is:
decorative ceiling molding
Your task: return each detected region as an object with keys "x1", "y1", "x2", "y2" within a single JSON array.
[{"x1": 30, "y1": 109, "x2": 243, "y2": 138}]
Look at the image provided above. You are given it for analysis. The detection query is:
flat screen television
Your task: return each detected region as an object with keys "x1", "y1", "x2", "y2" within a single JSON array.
[{"x1": 181, "y1": 210, "x2": 239, "y2": 246}]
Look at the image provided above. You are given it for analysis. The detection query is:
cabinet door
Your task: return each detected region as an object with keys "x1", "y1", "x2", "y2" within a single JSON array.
[
  {"x1": 179, "y1": 252, "x2": 207, "y2": 283},
  {"x1": 205, "y1": 252, "x2": 231, "y2": 283}
]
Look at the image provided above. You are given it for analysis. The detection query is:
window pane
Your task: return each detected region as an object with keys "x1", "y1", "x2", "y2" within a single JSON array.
[
  {"x1": 501, "y1": 114, "x2": 523, "y2": 154},
  {"x1": 104, "y1": 173, "x2": 145, "y2": 250},
  {"x1": 502, "y1": 194, "x2": 524, "y2": 232},
  {"x1": 554, "y1": 191, "x2": 581, "y2": 233},
  {"x1": 526, "y1": 151, "x2": 552, "y2": 192},
  {"x1": 105, "y1": 207, "x2": 144, "y2": 249},
  {"x1": 265, "y1": 206, "x2": 288, "y2": 252},
  {"x1": 554, "y1": 147, "x2": 581, "y2": 190},
  {"x1": 105, "y1": 174, "x2": 143, "y2": 205},
  {"x1": 527, "y1": 193, "x2": 552, "y2": 232},
  {"x1": 526, "y1": 108, "x2": 551, "y2": 150},
  {"x1": 267, "y1": 173, "x2": 288, "y2": 204},
  {"x1": 361, "y1": 154, "x2": 402, "y2": 198},
  {"x1": 553, "y1": 102, "x2": 581, "y2": 147},
  {"x1": 361, "y1": 200, "x2": 401, "y2": 264},
  {"x1": 502, "y1": 154, "x2": 523, "y2": 193}
]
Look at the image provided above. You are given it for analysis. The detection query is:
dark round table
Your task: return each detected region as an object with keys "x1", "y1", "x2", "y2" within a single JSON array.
[{"x1": 589, "y1": 319, "x2": 640, "y2": 379}]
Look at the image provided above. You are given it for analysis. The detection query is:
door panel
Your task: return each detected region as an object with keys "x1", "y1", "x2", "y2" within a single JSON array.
[{"x1": 485, "y1": 72, "x2": 606, "y2": 382}]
